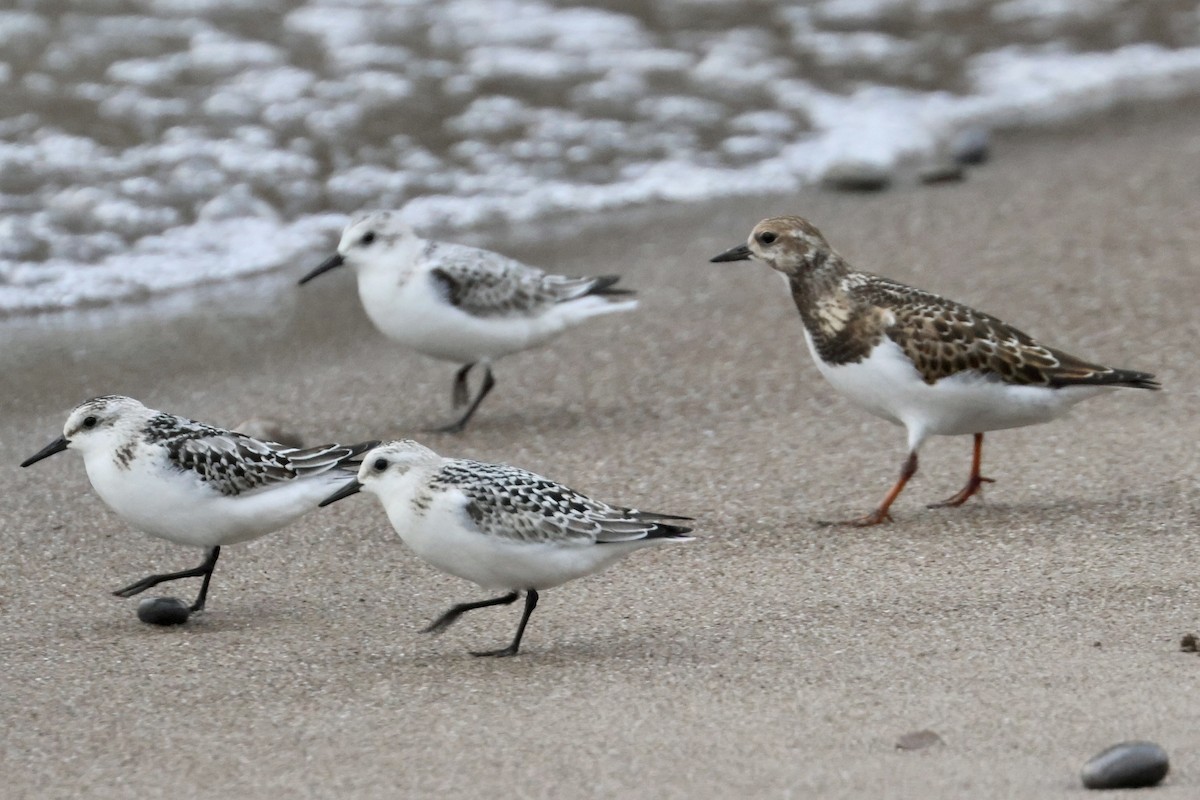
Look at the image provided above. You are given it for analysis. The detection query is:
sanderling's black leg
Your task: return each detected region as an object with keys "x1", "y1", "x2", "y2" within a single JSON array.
[
  {"x1": 451, "y1": 362, "x2": 475, "y2": 408},
  {"x1": 471, "y1": 589, "x2": 538, "y2": 658},
  {"x1": 432, "y1": 365, "x2": 496, "y2": 434},
  {"x1": 113, "y1": 546, "x2": 221, "y2": 612},
  {"x1": 422, "y1": 590, "x2": 519, "y2": 635}
]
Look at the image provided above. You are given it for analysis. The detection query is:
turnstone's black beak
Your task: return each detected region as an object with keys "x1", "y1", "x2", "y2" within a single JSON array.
[
  {"x1": 709, "y1": 243, "x2": 753, "y2": 263},
  {"x1": 298, "y1": 253, "x2": 345, "y2": 285},
  {"x1": 21, "y1": 436, "x2": 69, "y2": 467},
  {"x1": 319, "y1": 479, "x2": 362, "y2": 507}
]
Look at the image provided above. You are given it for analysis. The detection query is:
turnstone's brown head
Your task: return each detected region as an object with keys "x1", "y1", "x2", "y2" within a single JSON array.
[{"x1": 710, "y1": 216, "x2": 835, "y2": 275}]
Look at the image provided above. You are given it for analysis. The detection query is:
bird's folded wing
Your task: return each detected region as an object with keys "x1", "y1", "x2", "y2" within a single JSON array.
[
  {"x1": 429, "y1": 243, "x2": 607, "y2": 316},
  {"x1": 861, "y1": 275, "x2": 1125, "y2": 387},
  {"x1": 171, "y1": 435, "x2": 366, "y2": 496}
]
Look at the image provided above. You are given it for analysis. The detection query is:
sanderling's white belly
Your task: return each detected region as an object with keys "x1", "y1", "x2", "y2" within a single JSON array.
[
  {"x1": 85, "y1": 455, "x2": 339, "y2": 548},
  {"x1": 388, "y1": 496, "x2": 635, "y2": 592},
  {"x1": 359, "y1": 275, "x2": 634, "y2": 364}
]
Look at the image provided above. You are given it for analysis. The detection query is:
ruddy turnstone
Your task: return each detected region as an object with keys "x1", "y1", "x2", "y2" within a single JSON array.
[
  {"x1": 21, "y1": 395, "x2": 376, "y2": 612},
  {"x1": 299, "y1": 211, "x2": 639, "y2": 433},
  {"x1": 319, "y1": 440, "x2": 693, "y2": 657},
  {"x1": 710, "y1": 215, "x2": 1160, "y2": 525}
]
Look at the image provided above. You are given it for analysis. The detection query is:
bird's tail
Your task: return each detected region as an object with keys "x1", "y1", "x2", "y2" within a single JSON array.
[
  {"x1": 1105, "y1": 369, "x2": 1160, "y2": 390},
  {"x1": 634, "y1": 511, "x2": 695, "y2": 541},
  {"x1": 588, "y1": 275, "x2": 636, "y2": 297}
]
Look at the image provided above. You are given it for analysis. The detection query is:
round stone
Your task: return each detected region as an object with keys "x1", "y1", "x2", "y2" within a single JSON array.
[
  {"x1": 136, "y1": 596, "x2": 191, "y2": 626},
  {"x1": 821, "y1": 161, "x2": 892, "y2": 192},
  {"x1": 951, "y1": 127, "x2": 991, "y2": 165},
  {"x1": 919, "y1": 161, "x2": 965, "y2": 185},
  {"x1": 1081, "y1": 741, "x2": 1169, "y2": 790}
]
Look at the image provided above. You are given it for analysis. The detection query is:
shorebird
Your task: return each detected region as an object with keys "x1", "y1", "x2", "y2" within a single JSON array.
[
  {"x1": 710, "y1": 215, "x2": 1159, "y2": 525},
  {"x1": 299, "y1": 211, "x2": 639, "y2": 433},
  {"x1": 21, "y1": 395, "x2": 376, "y2": 612},
  {"x1": 319, "y1": 440, "x2": 693, "y2": 656}
]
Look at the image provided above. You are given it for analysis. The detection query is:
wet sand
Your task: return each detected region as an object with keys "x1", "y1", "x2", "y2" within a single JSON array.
[{"x1": 2, "y1": 102, "x2": 1198, "y2": 798}]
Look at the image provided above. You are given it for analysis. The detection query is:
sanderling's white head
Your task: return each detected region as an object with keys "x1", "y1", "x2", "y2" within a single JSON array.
[
  {"x1": 318, "y1": 439, "x2": 441, "y2": 507},
  {"x1": 298, "y1": 211, "x2": 421, "y2": 285},
  {"x1": 21, "y1": 395, "x2": 151, "y2": 466},
  {"x1": 709, "y1": 215, "x2": 837, "y2": 276}
]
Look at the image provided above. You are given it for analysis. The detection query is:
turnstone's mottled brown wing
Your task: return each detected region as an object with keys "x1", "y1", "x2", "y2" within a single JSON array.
[{"x1": 855, "y1": 274, "x2": 1159, "y2": 389}]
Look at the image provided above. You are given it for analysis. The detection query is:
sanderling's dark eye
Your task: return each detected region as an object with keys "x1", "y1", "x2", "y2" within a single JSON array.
[
  {"x1": 361, "y1": 231, "x2": 376, "y2": 246},
  {"x1": 82, "y1": 415, "x2": 98, "y2": 429},
  {"x1": 757, "y1": 231, "x2": 778, "y2": 245},
  {"x1": 373, "y1": 457, "x2": 387, "y2": 471}
]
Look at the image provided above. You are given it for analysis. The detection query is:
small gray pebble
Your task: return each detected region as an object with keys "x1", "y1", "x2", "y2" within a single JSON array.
[
  {"x1": 919, "y1": 162, "x2": 965, "y2": 185},
  {"x1": 951, "y1": 127, "x2": 990, "y2": 165},
  {"x1": 1081, "y1": 741, "x2": 1169, "y2": 789},
  {"x1": 136, "y1": 597, "x2": 190, "y2": 626},
  {"x1": 234, "y1": 417, "x2": 305, "y2": 449},
  {"x1": 821, "y1": 161, "x2": 891, "y2": 192},
  {"x1": 895, "y1": 729, "x2": 944, "y2": 751}
]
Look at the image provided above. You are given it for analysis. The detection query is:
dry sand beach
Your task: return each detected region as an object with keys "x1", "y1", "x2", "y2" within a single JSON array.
[{"x1": 2, "y1": 103, "x2": 1199, "y2": 798}]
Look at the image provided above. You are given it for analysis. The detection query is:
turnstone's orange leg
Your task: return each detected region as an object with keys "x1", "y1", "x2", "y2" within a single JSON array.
[
  {"x1": 928, "y1": 433, "x2": 994, "y2": 508},
  {"x1": 841, "y1": 451, "x2": 918, "y2": 526}
]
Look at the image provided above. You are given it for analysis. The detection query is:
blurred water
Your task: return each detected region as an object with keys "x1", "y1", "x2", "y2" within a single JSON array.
[{"x1": 3, "y1": 0, "x2": 1200, "y2": 315}]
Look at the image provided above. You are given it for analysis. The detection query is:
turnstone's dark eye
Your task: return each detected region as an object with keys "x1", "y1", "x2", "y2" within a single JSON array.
[
  {"x1": 373, "y1": 457, "x2": 387, "y2": 471},
  {"x1": 757, "y1": 231, "x2": 778, "y2": 245},
  {"x1": 82, "y1": 415, "x2": 98, "y2": 429},
  {"x1": 361, "y1": 231, "x2": 376, "y2": 246}
]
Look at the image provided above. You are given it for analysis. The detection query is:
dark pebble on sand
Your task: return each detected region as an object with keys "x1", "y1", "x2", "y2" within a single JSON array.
[
  {"x1": 895, "y1": 729, "x2": 943, "y2": 751},
  {"x1": 919, "y1": 161, "x2": 965, "y2": 185},
  {"x1": 951, "y1": 127, "x2": 990, "y2": 165},
  {"x1": 1081, "y1": 741, "x2": 1169, "y2": 790},
  {"x1": 136, "y1": 597, "x2": 190, "y2": 626},
  {"x1": 821, "y1": 161, "x2": 891, "y2": 192},
  {"x1": 1180, "y1": 633, "x2": 1198, "y2": 652}
]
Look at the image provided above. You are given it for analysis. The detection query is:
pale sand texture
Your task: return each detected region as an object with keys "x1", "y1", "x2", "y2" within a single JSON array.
[{"x1": 1, "y1": 103, "x2": 1198, "y2": 798}]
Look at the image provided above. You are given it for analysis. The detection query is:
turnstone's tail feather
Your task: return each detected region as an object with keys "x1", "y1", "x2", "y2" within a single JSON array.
[{"x1": 1039, "y1": 353, "x2": 1160, "y2": 390}]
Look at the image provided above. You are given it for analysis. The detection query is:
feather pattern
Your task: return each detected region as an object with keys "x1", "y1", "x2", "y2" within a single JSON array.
[
  {"x1": 431, "y1": 459, "x2": 693, "y2": 544},
  {"x1": 143, "y1": 413, "x2": 375, "y2": 497},
  {"x1": 849, "y1": 275, "x2": 1161, "y2": 388},
  {"x1": 427, "y1": 241, "x2": 628, "y2": 318}
]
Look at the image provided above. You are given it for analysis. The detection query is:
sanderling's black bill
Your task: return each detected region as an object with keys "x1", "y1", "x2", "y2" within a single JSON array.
[
  {"x1": 709, "y1": 243, "x2": 752, "y2": 263},
  {"x1": 319, "y1": 479, "x2": 362, "y2": 507},
  {"x1": 298, "y1": 253, "x2": 345, "y2": 285},
  {"x1": 21, "y1": 436, "x2": 69, "y2": 467}
]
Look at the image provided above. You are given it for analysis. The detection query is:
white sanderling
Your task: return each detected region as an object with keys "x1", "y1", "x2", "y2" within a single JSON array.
[
  {"x1": 711, "y1": 215, "x2": 1159, "y2": 525},
  {"x1": 319, "y1": 440, "x2": 693, "y2": 657},
  {"x1": 299, "y1": 210, "x2": 639, "y2": 433},
  {"x1": 21, "y1": 395, "x2": 377, "y2": 612}
]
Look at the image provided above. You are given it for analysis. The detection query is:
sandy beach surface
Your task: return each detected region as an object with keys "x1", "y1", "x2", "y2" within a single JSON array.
[{"x1": 2, "y1": 103, "x2": 1198, "y2": 798}]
